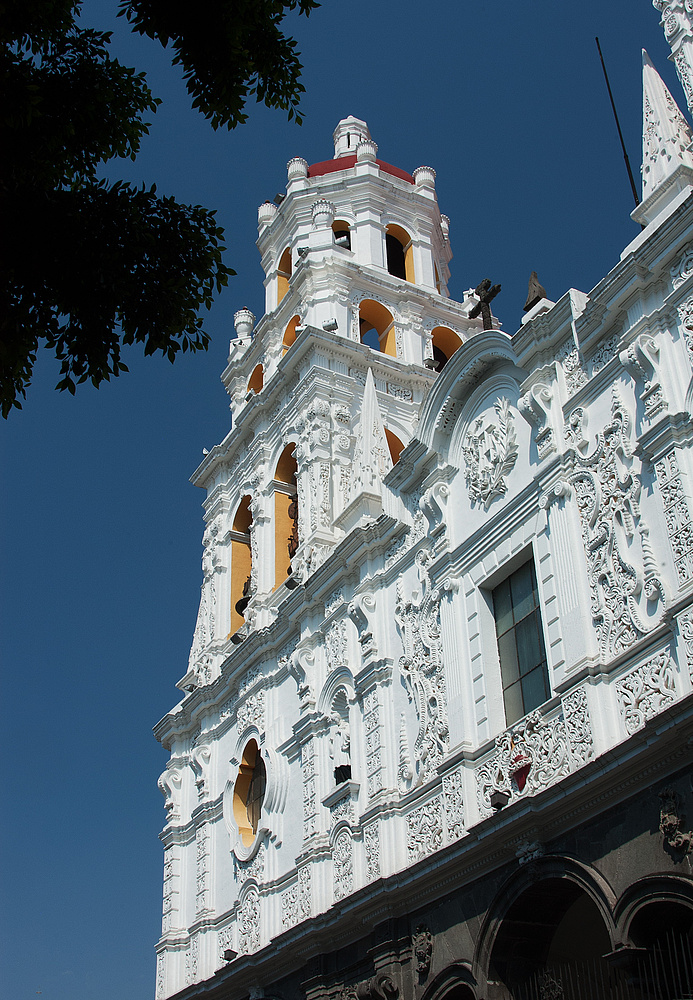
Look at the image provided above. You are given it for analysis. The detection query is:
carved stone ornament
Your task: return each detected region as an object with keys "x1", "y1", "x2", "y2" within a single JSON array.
[
  {"x1": 655, "y1": 450, "x2": 693, "y2": 587},
  {"x1": 476, "y1": 702, "x2": 590, "y2": 817},
  {"x1": 407, "y1": 796, "x2": 443, "y2": 863},
  {"x1": 565, "y1": 389, "x2": 666, "y2": 660},
  {"x1": 395, "y1": 550, "x2": 449, "y2": 782},
  {"x1": 519, "y1": 382, "x2": 555, "y2": 460},
  {"x1": 462, "y1": 397, "x2": 519, "y2": 509},
  {"x1": 333, "y1": 828, "x2": 353, "y2": 900},
  {"x1": 677, "y1": 295, "x2": 693, "y2": 367},
  {"x1": 237, "y1": 887, "x2": 261, "y2": 955},
  {"x1": 658, "y1": 785, "x2": 693, "y2": 854},
  {"x1": 412, "y1": 924, "x2": 433, "y2": 977},
  {"x1": 615, "y1": 652, "x2": 677, "y2": 735}
]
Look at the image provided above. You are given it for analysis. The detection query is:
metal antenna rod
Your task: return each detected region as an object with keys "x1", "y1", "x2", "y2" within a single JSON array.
[{"x1": 596, "y1": 36, "x2": 640, "y2": 209}]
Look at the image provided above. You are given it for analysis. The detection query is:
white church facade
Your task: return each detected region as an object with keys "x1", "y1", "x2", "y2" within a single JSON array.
[{"x1": 155, "y1": 5, "x2": 693, "y2": 997}]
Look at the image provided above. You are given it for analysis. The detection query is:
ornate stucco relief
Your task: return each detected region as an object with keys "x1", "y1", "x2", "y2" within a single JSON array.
[
  {"x1": 615, "y1": 652, "x2": 678, "y2": 734},
  {"x1": 462, "y1": 397, "x2": 518, "y2": 509},
  {"x1": 565, "y1": 389, "x2": 666, "y2": 660},
  {"x1": 237, "y1": 887, "x2": 261, "y2": 955},
  {"x1": 407, "y1": 796, "x2": 443, "y2": 863},
  {"x1": 655, "y1": 450, "x2": 693, "y2": 587},
  {"x1": 395, "y1": 551, "x2": 449, "y2": 783},
  {"x1": 475, "y1": 690, "x2": 594, "y2": 818},
  {"x1": 333, "y1": 828, "x2": 354, "y2": 900}
]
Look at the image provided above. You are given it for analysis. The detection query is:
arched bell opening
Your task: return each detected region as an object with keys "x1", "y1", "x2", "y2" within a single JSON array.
[
  {"x1": 488, "y1": 877, "x2": 612, "y2": 996},
  {"x1": 247, "y1": 363, "x2": 264, "y2": 394},
  {"x1": 283, "y1": 315, "x2": 301, "y2": 353},
  {"x1": 232, "y1": 739, "x2": 266, "y2": 848},
  {"x1": 277, "y1": 246, "x2": 292, "y2": 305},
  {"x1": 274, "y1": 443, "x2": 298, "y2": 590},
  {"x1": 430, "y1": 326, "x2": 462, "y2": 372},
  {"x1": 386, "y1": 224, "x2": 414, "y2": 283},
  {"x1": 333, "y1": 219, "x2": 351, "y2": 251},
  {"x1": 385, "y1": 428, "x2": 405, "y2": 465},
  {"x1": 359, "y1": 299, "x2": 396, "y2": 357},
  {"x1": 230, "y1": 495, "x2": 252, "y2": 635}
]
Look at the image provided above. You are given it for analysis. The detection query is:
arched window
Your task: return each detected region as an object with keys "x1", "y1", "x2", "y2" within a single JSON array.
[
  {"x1": 430, "y1": 326, "x2": 463, "y2": 372},
  {"x1": 247, "y1": 363, "x2": 263, "y2": 394},
  {"x1": 283, "y1": 315, "x2": 301, "y2": 353},
  {"x1": 385, "y1": 428, "x2": 404, "y2": 465},
  {"x1": 489, "y1": 878, "x2": 611, "y2": 993},
  {"x1": 332, "y1": 220, "x2": 351, "y2": 251},
  {"x1": 232, "y1": 739, "x2": 266, "y2": 847},
  {"x1": 274, "y1": 443, "x2": 298, "y2": 589},
  {"x1": 386, "y1": 224, "x2": 414, "y2": 283},
  {"x1": 230, "y1": 496, "x2": 252, "y2": 635},
  {"x1": 277, "y1": 247, "x2": 292, "y2": 305},
  {"x1": 359, "y1": 299, "x2": 396, "y2": 357}
]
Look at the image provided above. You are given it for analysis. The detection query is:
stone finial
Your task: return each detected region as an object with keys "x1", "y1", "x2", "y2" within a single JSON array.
[
  {"x1": 440, "y1": 214, "x2": 450, "y2": 240},
  {"x1": 523, "y1": 271, "x2": 547, "y2": 313},
  {"x1": 287, "y1": 157, "x2": 308, "y2": 181},
  {"x1": 333, "y1": 116, "x2": 371, "y2": 158},
  {"x1": 311, "y1": 199, "x2": 336, "y2": 229},
  {"x1": 356, "y1": 139, "x2": 378, "y2": 163},
  {"x1": 258, "y1": 201, "x2": 278, "y2": 227},
  {"x1": 642, "y1": 49, "x2": 693, "y2": 200},
  {"x1": 413, "y1": 166, "x2": 436, "y2": 189},
  {"x1": 234, "y1": 308, "x2": 255, "y2": 339}
]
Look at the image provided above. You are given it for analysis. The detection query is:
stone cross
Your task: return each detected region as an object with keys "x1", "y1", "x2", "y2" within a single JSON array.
[{"x1": 469, "y1": 278, "x2": 501, "y2": 330}]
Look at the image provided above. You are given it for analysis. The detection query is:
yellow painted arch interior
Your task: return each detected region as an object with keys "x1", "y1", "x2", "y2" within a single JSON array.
[
  {"x1": 233, "y1": 739, "x2": 259, "y2": 847},
  {"x1": 431, "y1": 325, "x2": 462, "y2": 362},
  {"x1": 277, "y1": 247, "x2": 292, "y2": 304},
  {"x1": 359, "y1": 299, "x2": 397, "y2": 357}
]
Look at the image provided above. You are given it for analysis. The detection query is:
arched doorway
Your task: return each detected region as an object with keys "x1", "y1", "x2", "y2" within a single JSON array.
[
  {"x1": 274, "y1": 443, "x2": 298, "y2": 589},
  {"x1": 488, "y1": 877, "x2": 612, "y2": 997}
]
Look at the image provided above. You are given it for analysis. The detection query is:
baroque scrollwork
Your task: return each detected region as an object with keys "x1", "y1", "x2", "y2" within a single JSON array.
[
  {"x1": 565, "y1": 389, "x2": 666, "y2": 660},
  {"x1": 333, "y1": 828, "x2": 353, "y2": 900},
  {"x1": 615, "y1": 652, "x2": 677, "y2": 735},
  {"x1": 442, "y1": 768, "x2": 465, "y2": 841},
  {"x1": 395, "y1": 550, "x2": 449, "y2": 783},
  {"x1": 407, "y1": 796, "x2": 443, "y2": 862},
  {"x1": 237, "y1": 887, "x2": 261, "y2": 955},
  {"x1": 463, "y1": 397, "x2": 518, "y2": 509},
  {"x1": 476, "y1": 710, "x2": 570, "y2": 817}
]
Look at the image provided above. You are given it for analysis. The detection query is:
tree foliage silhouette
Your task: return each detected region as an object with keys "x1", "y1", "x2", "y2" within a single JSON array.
[{"x1": 1, "y1": 0, "x2": 318, "y2": 416}]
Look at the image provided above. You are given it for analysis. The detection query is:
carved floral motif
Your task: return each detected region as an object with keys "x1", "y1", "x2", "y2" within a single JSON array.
[
  {"x1": 407, "y1": 796, "x2": 443, "y2": 862},
  {"x1": 565, "y1": 390, "x2": 666, "y2": 660},
  {"x1": 365, "y1": 823, "x2": 380, "y2": 880},
  {"x1": 395, "y1": 551, "x2": 449, "y2": 783},
  {"x1": 462, "y1": 397, "x2": 518, "y2": 509},
  {"x1": 562, "y1": 688, "x2": 594, "y2": 767},
  {"x1": 363, "y1": 689, "x2": 383, "y2": 798},
  {"x1": 195, "y1": 824, "x2": 210, "y2": 914},
  {"x1": 237, "y1": 888, "x2": 261, "y2": 955},
  {"x1": 615, "y1": 652, "x2": 677, "y2": 734},
  {"x1": 237, "y1": 689, "x2": 265, "y2": 734},
  {"x1": 678, "y1": 607, "x2": 693, "y2": 680},
  {"x1": 333, "y1": 829, "x2": 353, "y2": 900},
  {"x1": 442, "y1": 768, "x2": 465, "y2": 841},
  {"x1": 655, "y1": 450, "x2": 693, "y2": 586},
  {"x1": 476, "y1": 710, "x2": 571, "y2": 817},
  {"x1": 326, "y1": 619, "x2": 348, "y2": 670}
]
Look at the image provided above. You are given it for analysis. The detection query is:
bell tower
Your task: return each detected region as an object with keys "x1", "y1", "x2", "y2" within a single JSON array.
[{"x1": 155, "y1": 118, "x2": 493, "y2": 999}]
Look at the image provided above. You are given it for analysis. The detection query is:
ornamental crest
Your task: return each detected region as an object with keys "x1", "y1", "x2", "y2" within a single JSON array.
[{"x1": 463, "y1": 397, "x2": 518, "y2": 509}]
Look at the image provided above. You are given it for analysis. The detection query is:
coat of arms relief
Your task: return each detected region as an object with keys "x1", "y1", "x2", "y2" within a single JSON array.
[{"x1": 462, "y1": 397, "x2": 519, "y2": 509}]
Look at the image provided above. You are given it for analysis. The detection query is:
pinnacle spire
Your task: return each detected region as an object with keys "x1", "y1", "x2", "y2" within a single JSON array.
[
  {"x1": 642, "y1": 49, "x2": 693, "y2": 199},
  {"x1": 351, "y1": 369, "x2": 392, "y2": 497}
]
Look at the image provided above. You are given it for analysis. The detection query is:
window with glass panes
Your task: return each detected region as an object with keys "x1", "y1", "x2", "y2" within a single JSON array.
[{"x1": 492, "y1": 560, "x2": 549, "y2": 725}]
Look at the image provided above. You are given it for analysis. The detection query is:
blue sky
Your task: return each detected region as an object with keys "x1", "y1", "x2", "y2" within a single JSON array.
[{"x1": 0, "y1": 2, "x2": 678, "y2": 997}]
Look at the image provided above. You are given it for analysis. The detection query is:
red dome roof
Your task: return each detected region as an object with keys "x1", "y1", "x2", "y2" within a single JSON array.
[{"x1": 307, "y1": 155, "x2": 414, "y2": 184}]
